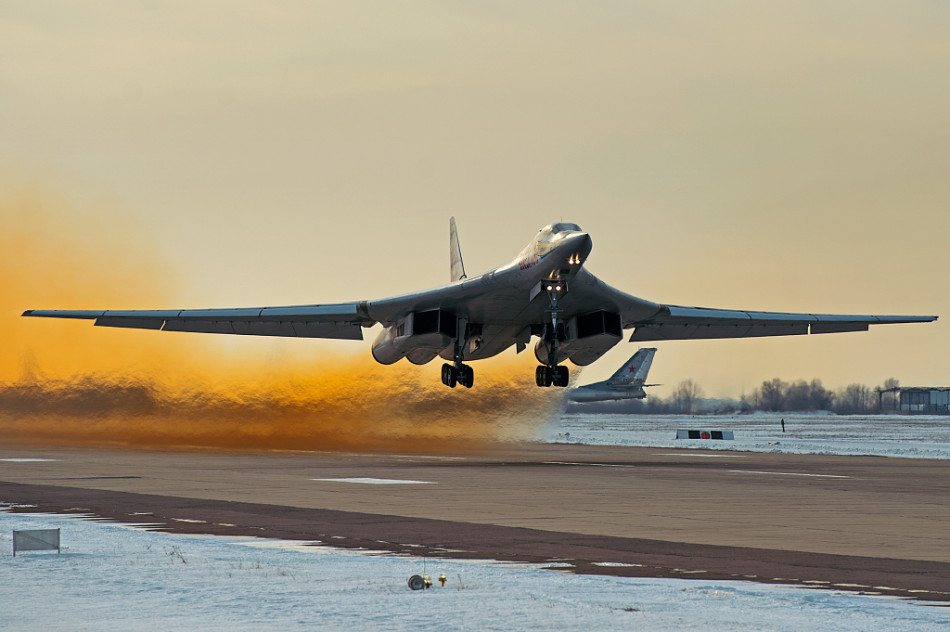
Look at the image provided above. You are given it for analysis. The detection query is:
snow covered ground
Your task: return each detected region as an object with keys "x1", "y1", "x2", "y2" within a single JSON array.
[
  {"x1": 3, "y1": 412, "x2": 949, "y2": 629},
  {"x1": 548, "y1": 412, "x2": 950, "y2": 459},
  {"x1": 2, "y1": 510, "x2": 948, "y2": 631}
]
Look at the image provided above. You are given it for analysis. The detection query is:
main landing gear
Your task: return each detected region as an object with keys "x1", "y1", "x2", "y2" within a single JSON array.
[
  {"x1": 441, "y1": 362, "x2": 473, "y2": 388},
  {"x1": 536, "y1": 364, "x2": 569, "y2": 387},
  {"x1": 441, "y1": 317, "x2": 474, "y2": 389},
  {"x1": 536, "y1": 281, "x2": 570, "y2": 388}
]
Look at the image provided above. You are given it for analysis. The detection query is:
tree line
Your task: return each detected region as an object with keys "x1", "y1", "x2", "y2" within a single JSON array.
[
  {"x1": 567, "y1": 377, "x2": 900, "y2": 416},
  {"x1": 738, "y1": 377, "x2": 899, "y2": 415}
]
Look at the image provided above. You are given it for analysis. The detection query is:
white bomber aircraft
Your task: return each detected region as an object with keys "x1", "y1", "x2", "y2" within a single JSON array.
[
  {"x1": 567, "y1": 348, "x2": 658, "y2": 403},
  {"x1": 24, "y1": 220, "x2": 937, "y2": 389}
]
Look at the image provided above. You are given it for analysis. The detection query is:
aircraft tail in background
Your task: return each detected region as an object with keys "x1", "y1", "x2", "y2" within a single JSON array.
[
  {"x1": 567, "y1": 348, "x2": 660, "y2": 403},
  {"x1": 606, "y1": 347, "x2": 657, "y2": 386}
]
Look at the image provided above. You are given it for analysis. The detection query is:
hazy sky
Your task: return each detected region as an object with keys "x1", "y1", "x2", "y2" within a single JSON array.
[{"x1": 2, "y1": 1, "x2": 948, "y2": 397}]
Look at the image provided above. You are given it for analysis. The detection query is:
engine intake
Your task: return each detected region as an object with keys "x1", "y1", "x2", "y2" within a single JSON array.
[
  {"x1": 534, "y1": 310, "x2": 622, "y2": 366},
  {"x1": 371, "y1": 309, "x2": 457, "y2": 365}
]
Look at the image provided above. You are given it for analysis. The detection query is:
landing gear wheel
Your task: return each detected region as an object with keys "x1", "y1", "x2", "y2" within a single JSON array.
[
  {"x1": 536, "y1": 364, "x2": 568, "y2": 387},
  {"x1": 536, "y1": 365, "x2": 553, "y2": 387},
  {"x1": 457, "y1": 364, "x2": 474, "y2": 389},
  {"x1": 441, "y1": 363, "x2": 457, "y2": 388},
  {"x1": 554, "y1": 365, "x2": 569, "y2": 387}
]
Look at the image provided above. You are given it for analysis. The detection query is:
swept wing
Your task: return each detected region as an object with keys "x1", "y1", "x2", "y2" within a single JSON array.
[
  {"x1": 627, "y1": 304, "x2": 934, "y2": 341},
  {"x1": 22, "y1": 303, "x2": 372, "y2": 340},
  {"x1": 561, "y1": 268, "x2": 934, "y2": 341}
]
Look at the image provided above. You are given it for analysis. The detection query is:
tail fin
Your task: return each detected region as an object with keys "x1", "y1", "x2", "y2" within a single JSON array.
[
  {"x1": 450, "y1": 217, "x2": 467, "y2": 282},
  {"x1": 606, "y1": 348, "x2": 657, "y2": 386}
]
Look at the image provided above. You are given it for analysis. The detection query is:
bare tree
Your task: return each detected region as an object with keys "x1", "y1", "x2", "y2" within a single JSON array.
[
  {"x1": 672, "y1": 379, "x2": 703, "y2": 414},
  {"x1": 834, "y1": 383, "x2": 875, "y2": 415},
  {"x1": 785, "y1": 380, "x2": 812, "y2": 411},
  {"x1": 759, "y1": 378, "x2": 786, "y2": 411},
  {"x1": 809, "y1": 379, "x2": 834, "y2": 411}
]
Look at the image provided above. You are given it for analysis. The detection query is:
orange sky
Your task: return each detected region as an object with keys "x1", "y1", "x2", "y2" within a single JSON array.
[{"x1": 2, "y1": 2, "x2": 948, "y2": 398}]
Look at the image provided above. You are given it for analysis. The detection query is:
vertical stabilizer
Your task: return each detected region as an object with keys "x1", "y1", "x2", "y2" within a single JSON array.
[
  {"x1": 606, "y1": 348, "x2": 657, "y2": 386},
  {"x1": 450, "y1": 217, "x2": 467, "y2": 282}
]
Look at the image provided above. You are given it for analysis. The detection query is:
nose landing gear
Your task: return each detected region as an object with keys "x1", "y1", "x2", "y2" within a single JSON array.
[{"x1": 536, "y1": 281, "x2": 570, "y2": 388}]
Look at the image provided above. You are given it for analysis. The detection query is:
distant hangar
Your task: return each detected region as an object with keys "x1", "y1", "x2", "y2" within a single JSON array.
[
  {"x1": 882, "y1": 387, "x2": 950, "y2": 414},
  {"x1": 898, "y1": 387, "x2": 950, "y2": 414}
]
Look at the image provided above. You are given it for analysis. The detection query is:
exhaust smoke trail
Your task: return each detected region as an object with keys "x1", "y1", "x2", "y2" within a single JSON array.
[
  {"x1": 1, "y1": 182, "x2": 563, "y2": 452},
  {"x1": 0, "y1": 357, "x2": 560, "y2": 452}
]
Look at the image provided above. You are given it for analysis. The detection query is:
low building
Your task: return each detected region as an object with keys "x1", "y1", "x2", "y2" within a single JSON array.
[{"x1": 896, "y1": 387, "x2": 950, "y2": 414}]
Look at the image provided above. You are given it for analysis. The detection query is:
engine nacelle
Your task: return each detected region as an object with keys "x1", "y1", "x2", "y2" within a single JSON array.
[
  {"x1": 371, "y1": 309, "x2": 457, "y2": 365},
  {"x1": 534, "y1": 310, "x2": 623, "y2": 366}
]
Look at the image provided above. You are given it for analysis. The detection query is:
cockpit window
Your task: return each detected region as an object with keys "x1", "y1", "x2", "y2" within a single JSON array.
[{"x1": 550, "y1": 222, "x2": 582, "y2": 233}]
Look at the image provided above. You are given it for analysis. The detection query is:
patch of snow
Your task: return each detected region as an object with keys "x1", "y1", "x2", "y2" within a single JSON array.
[
  {"x1": 548, "y1": 413, "x2": 950, "y2": 459},
  {"x1": 2, "y1": 511, "x2": 948, "y2": 631}
]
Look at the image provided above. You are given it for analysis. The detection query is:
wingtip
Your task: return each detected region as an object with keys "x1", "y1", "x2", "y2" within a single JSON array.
[{"x1": 21, "y1": 310, "x2": 34, "y2": 317}]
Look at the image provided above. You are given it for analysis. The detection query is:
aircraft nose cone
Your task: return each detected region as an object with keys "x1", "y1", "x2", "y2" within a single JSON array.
[{"x1": 565, "y1": 231, "x2": 592, "y2": 259}]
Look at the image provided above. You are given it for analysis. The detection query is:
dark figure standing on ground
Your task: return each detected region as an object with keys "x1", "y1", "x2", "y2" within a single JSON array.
[{"x1": 781, "y1": 418, "x2": 785, "y2": 433}]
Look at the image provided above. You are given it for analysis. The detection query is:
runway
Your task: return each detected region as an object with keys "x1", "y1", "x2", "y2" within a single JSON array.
[{"x1": 2, "y1": 442, "x2": 950, "y2": 600}]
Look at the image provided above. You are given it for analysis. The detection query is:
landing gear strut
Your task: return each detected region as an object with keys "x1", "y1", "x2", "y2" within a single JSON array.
[
  {"x1": 536, "y1": 281, "x2": 570, "y2": 388},
  {"x1": 442, "y1": 317, "x2": 474, "y2": 389}
]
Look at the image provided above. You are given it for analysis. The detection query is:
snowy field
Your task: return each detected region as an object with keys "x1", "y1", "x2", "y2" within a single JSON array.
[
  {"x1": 548, "y1": 412, "x2": 950, "y2": 459},
  {"x1": 3, "y1": 413, "x2": 949, "y2": 629},
  {"x1": 2, "y1": 510, "x2": 949, "y2": 632}
]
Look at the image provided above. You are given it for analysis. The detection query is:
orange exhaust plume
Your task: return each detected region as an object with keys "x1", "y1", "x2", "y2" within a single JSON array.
[
  {"x1": 0, "y1": 359, "x2": 561, "y2": 452},
  {"x1": 0, "y1": 182, "x2": 564, "y2": 453}
]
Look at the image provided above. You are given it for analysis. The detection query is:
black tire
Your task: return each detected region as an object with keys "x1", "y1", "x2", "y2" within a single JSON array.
[
  {"x1": 461, "y1": 365, "x2": 474, "y2": 388},
  {"x1": 542, "y1": 366, "x2": 553, "y2": 387},
  {"x1": 555, "y1": 365, "x2": 569, "y2": 387},
  {"x1": 441, "y1": 363, "x2": 456, "y2": 387},
  {"x1": 408, "y1": 575, "x2": 425, "y2": 590}
]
